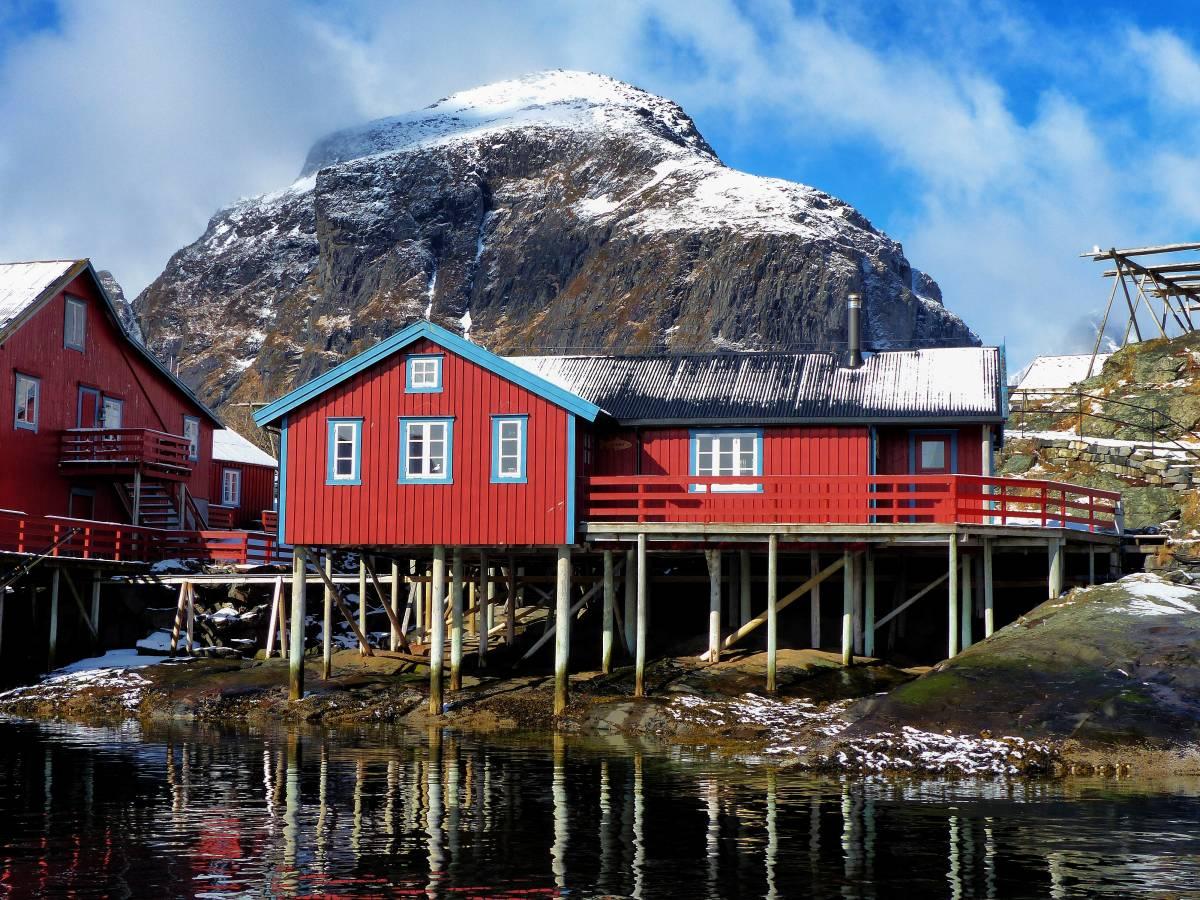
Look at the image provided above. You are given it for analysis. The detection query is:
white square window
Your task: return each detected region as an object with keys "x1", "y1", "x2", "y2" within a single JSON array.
[
  {"x1": 407, "y1": 356, "x2": 443, "y2": 392},
  {"x1": 327, "y1": 419, "x2": 362, "y2": 484},
  {"x1": 492, "y1": 416, "x2": 527, "y2": 482},
  {"x1": 13, "y1": 373, "x2": 39, "y2": 431},
  {"x1": 401, "y1": 418, "x2": 453, "y2": 483},
  {"x1": 64, "y1": 297, "x2": 86, "y2": 351},
  {"x1": 691, "y1": 431, "x2": 761, "y2": 492}
]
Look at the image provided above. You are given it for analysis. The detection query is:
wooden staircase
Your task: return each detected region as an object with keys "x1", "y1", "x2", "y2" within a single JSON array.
[{"x1": 119, "y1": 480, "x2": 182, "y2": 528}]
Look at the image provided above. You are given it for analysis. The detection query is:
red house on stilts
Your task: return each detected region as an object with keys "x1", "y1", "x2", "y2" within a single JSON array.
[{"x1": 255, "y1": 315, "x2": 1121, "y2": 705}]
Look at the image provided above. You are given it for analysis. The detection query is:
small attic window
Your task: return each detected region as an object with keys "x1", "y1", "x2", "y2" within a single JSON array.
[
  {"x1": 64, "y1": 296, "x2": 86, "y2": 351},
  {"x1": 406, "y1": 355, "x2": 443, "y2": 393}
]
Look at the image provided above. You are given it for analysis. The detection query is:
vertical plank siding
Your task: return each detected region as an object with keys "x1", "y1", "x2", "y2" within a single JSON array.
[
  {"x1": 210, "y1": 462, "x2": 276, "y2": 528},
  {"x1": 284, "y1": 338, "x2": 570, "y2": 547},
  {"x1": 0, "y1": 271, "x2": 214, "y2": 521}
]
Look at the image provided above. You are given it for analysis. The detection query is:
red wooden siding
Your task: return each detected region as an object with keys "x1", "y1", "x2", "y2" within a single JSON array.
[
  {"x1": 210, "y1": 462, "x2": 275, "y2": 529},
  {"x1": 0, "y1": 271, "x2": 214, "y2": 522},
  {"x1": 283, "y1": 338, "x2": 571, "y2": 547}
]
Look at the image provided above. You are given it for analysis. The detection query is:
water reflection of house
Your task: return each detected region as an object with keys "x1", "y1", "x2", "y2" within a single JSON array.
[{"x1": 255, "y1": 304, "x2": 1122, "y2": 707}]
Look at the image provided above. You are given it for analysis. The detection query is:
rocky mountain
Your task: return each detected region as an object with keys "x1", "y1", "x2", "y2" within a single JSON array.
[
  {"x1": 97, "y1": 269, "x2": 143, "y2": 343},
  {"x1": 134, "y1": 70, "x2": 977, "y2": 419}
]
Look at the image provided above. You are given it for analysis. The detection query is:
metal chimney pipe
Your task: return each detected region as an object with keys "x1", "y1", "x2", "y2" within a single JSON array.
[{"x1": 846, "y1": 293, "x2": 863, "y2": 368}]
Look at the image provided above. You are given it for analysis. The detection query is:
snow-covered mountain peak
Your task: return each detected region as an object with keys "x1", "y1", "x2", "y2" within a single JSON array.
[{"x1": 300, "y1": 69, "x2": 713, "y2": 177}]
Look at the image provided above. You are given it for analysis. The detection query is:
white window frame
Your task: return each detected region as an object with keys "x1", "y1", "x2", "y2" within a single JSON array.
[
  {"x1": 101, "y1": 396, "x2": 123, "y2": 429},
  {"x1": 13, "y1": 373, "x2": 40, "y2": 432},
  {"x1": 183, "y1": 416, "x2": 201, "y2": 461},
  {"x1": 327, "y1": 418, "x2": 362, "y2": 485},
  {"x1": 491, "y1": 415, "x2": 528, "y2": 483},
  {"x1": 690, "y1": 430, "x2": 762, "y2": 493},
  {"x1": 399, "y1": 417, "x2": 453, "y2": 484},
  {"x1": 221, "y1": 468, "x2": 242, "y2": 506},
  {"x1": 406, "y1": 355, "x2": 443, "y2": 393},
  {"x1": 64, "y1": 296, "x2": 87, "y2": 351}
]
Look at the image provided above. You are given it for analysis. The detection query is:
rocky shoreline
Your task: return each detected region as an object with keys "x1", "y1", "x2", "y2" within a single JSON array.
[{"x1": 3, "y1": 573, "x2": 1198, "y2": 778}]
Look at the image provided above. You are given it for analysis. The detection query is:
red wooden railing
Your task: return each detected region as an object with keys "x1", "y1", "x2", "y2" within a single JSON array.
[
  {"x1": 0, "y1": 509, "x2": 292, "y2": 566},
  {"x1": 581, "y1": 474, "x2": 1122, "y2": 533},
  {"x1": 207, "y1": 505, "x2": 236, "y2": 530},
  {"x1": 59, "y1": 428, "x2": 193, "y2": 477},
  {"x1": 261, "y1": 510, "x2": 279, "y2": 534}
]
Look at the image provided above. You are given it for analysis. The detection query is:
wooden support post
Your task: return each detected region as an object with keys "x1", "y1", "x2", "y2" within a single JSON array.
[
  {"x1": 312, "y1": 562, "x2": 374, "y2": 654},
  {"x1": 186, "y1": 583, "x2": 195, "y2": 655},
  {"x1": 810, "y1": 550, "x2": 822, "y2": 649},
  {"x1": 412, "y1": 559, "x2": 425, "y2": 641},
  {"x1": 1087, "y1": 544, "x2": 1096, "y2": 586},
  {"x1": 1048, "y1": 538, "x2": 1063, "y2": 599},
  {"x1": 554, "y1": 546, "x2": 572, "y2": 715},
  {"x1": 948, "y1": 534, "x2": 960, "y2": 659},
  {"x1": 48, "y1": 568, "x2": 61, "y2": 671},
  {"x1": 323, "y1": 554, "x2": 333, "y2": 679},
  {"x1": 390, "y1": 560, "x2": 401, "y2": 652},
  {"x1": 766, "y1": 534, "x2": 778, "y2": 693},
  {"x1": 60, "y1": 569, "x2": 98, "y2": 641},
  {"x1": 170, "y1": 582, "x2": 187, "y2": 655},
  {"x1": 265, "y1": 576, "x2": 282, "y2": 657},
  {"x1": 983, "y1": 539, "x2": 995, "y2": 638},
  {"x1": 840, "y1": 551, "x2": 853, "y2": 667},
  {"x1": 90, "y1": 577, "x2": 101, "y2": 647},
  {"x1": 739, "y1": 549, "x2": 751, "y2": 626},
  {"x1": 0, "y1": 589, "x2": 4, "y2": 657},
  {"x1": 450, "y1": 548, "x2": 464, "y2": 692},
  {"x1": 278, "y1": 576, "x2": 288, "y2": 659},
  {"x1": 863, "y1": 550, "x2": 875, "y2": 659},
  {"x1": 635, "y1": 534, "x2": 648, "y2": 698},
  {"x1": 289, "y1": 547, "x2": 308, "y2": 701},
  {"x1": 478, "y1": 552, "x2": 489, "y2": 667},
  {"x1": 601, "y1": 550, "x2": 615, "y2": 674},
  {"x1": 506, "y1": 556, "x2": 517, "y2": 647},
  {"x1": 429, "y1": 546, "x2": 446, "y2": 715},
  {"x1": 358, "y1": 557, "x2": 367, "y2": 656},
  {"x1": 705, "y1": 550, "x2": 722, "y2": 662},
  {"x1": 853, "y1": 549, "x2": 864, "y2": 656},
  {"x1": 961, "y1": 553, "x2": 973, "y2": 650},
  {"x1": 131, "y1": 469, "x2": 142, "y2": 525},
  {"x1": 624, "y1": 548, "x2": 637, "y2": 656}
]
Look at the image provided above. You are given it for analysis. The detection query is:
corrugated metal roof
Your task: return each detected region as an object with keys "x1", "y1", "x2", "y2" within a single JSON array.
[
  {"x1": 0, "y1": 260, "x2": 76, "y2": 333},
  {"x1": 507, "y1": 347, "x2": 1004, "y2": 423}
]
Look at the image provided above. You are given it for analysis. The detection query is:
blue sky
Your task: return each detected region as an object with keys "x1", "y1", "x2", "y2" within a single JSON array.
[{"x1": 1, "y1": 0, "x2": 1198, "y2": 366}]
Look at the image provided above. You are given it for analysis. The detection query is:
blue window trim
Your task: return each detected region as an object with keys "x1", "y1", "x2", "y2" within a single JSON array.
[
  {"x1": 221, "y1": 467, "x2": 242, "y2": 506},
  {"x1": 688, "y1": 428, "x2": 764, "y2": 492},
  {"x1": 254, "y1": 321, "x2": 601, "y2": 426},
  {"x1": 490, "y1": 414, "x2": 529, "y2": 484},
  {"x1": 326, "y1": 417, "x2": 363, "y2": 485},
  {"x1": 101, "y1": 395, "x2": 124, "y2": 429},
  {"x1": 64, "y1": 296, "x2": 86, "y2": 351},
  {"x1": 183, "y1": 416, "x2": 201, "y2": 461},
  {"x1": 907, "y1": 429, "x2": 959, "y2": 474},
  {"x1": 277, "y1": 416, "x2": 288, "y2": 543},
  {"x1": 405, "y1": 354, "x2": 444, "y2": 393},
  {"x1": 398, "y1": 416, "x2": 454, "y2": 484},
  {"x1": 13, "y1": 372, "x2": 40, "y2": 432},
  {"x1": 565, "y1": 416, "x2": 576, "y2": 544}
]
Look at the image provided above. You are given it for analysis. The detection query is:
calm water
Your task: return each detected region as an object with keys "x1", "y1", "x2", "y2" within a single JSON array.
[{"x1": 0, "y1": 719, "x2": 1198, "y2": 898}]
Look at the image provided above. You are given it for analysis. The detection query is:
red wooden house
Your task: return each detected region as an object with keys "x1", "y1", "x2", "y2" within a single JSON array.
[{"x1": 208, "y1": 429, "x2": 278, "y2": 530}]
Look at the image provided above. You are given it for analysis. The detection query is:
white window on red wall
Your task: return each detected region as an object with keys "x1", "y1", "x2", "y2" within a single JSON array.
[
  {"x1": 13, "y1": 373, "x2": 39, "y2": 431},
  {"x1": 183, "y1": 416, "x2": 200, "y2": 461},
  {"x1": 64, "y1": 297, "x2": 87, "y2": 351},
  {"x1": 222, "y1": 468, "x2": 241, "y2": 506}
]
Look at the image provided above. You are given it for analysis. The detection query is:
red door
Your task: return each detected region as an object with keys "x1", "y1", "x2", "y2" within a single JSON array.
[
  {"x1": 910, "y1": 432, "x2": 954, "y2": 522},
  {"x1": 77, "y1": 387, "x2": 101, "y2": 428}
]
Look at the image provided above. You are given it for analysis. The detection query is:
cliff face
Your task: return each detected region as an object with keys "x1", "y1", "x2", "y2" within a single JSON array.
[{"x1": 135, "y1": 70, "x2": 977, "y2": 417}]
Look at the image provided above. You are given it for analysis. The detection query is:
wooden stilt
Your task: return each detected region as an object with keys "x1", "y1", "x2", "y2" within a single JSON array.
[
  {"x1": 853, "y1": 549, "x2": 864, "y2": 656},
  {"x1": 601, "y1": 549, "x2": 614, "y2": 675},
  {"x1": 635, "y1": 534, "x2": 647, "y2": 698},
  {"x1": 412, "y1": 559, "x2": 425, "y2": 641},
  {"x1": 90, "y1": 577, "x2": 101, "y2": 648},
  {"x1": 429, "y1": 546, "x2": 446, "y2": 715},
  {"x1": 948, "y1": 534, "x2": 960, "y2": 659},
  {"x1": 863, "y1": 550, "x2": 876, "y2": 658},
  {"x1": 450, "y1": 548, "x2": 463, "y2": 692},
  {"x1": 358, "y1": 557, "x2": 368, "y2": 656},
  {"x1": 277, "y1": 575, "x2": 289, "y2": 660},
  {"x1": 554, "y1": 546, "x2": 572, "y2": 715},
  {"x1": 169, "y1": 580, "x2": 186, "y2": 656},
  {"x1": 983, "y1": 538, "x2": 995, "y2": 638},
  {"x1": 1087, "y1": 544, "x2": 1096, "y2": 586},
  {"x1": 1048, "y1": 538, "x2": 1063, "y2": 599},
  {"x1": 810, "y1": 550, "x2": 822, "y2": 649},
  {"x1": 289, "y1": 547, "x2": 308, "y2": 701},
  {"x1": 624, "y1": 548, "x2": 637, "y2": 656},
  {"x1": 706, "y1": 550, "x2": 722, "y2": 663},
  {"x1": 323, "y1": 554, "x2": 333, "y2": 679},
  {"x1": 506, "y1": 556, "x2": 517, "y2": 647},
  {"x1": 390, "y1": 560, "x2": 401, "y2": 651},
  {"x1": 840, "y1": 551, "x2": 853, "y2": 667},
  {"x1": 186, "y1": 582, "x2": 195, "y2": 655},
  {"x1": 0, "y1": 589, "x2": 4, "y2": 658},
  {"x1": 266, "y1": 576, "x2": 282, "y2": 657},
  {"x1": 131, "y1": 469, "x2": 142, "y2": 525},
  {"x1": 478, "y1": 552, "x2": 489, "y2": 667},
  {"x1": 739, "y1": 549, "x2": 751, "y2": 626},
  {"x1": 766, "y1": 534, "x2": 778, "y2": 693},
  {"x1": 961, "y1": 553, "x2": 973, "y2": 650}
]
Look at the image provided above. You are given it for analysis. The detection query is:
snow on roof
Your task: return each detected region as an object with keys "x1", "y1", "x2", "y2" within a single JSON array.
[
  {"x1": 508, "y1": 347, "x2": 1003, "y2": 423},
  {"x1": 1014, "y1": 353, "x2": 1110, "y2": 392},
  {"x1": 212, "y1": 429, "x2": 277, "y2": 467},
  {"x1": 0, "y1": 260, "x2": 77, "y2": 332},
  {"x1": 300, "y1": 70, "x2": 711, "y2": 177}
]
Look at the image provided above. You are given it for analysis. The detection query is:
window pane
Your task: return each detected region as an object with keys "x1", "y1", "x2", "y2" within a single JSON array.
[
  {"x1": 738, "y1": 450, "x2": 754, "y2": 472},
  {"x1": 920, "y1": 440, "x2": 945, "y2": 470}
]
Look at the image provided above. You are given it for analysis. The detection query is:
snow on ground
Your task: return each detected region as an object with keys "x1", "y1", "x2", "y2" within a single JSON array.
[
  {"x1": 0, "y1": 649, "x2": 178, "y2": 710},
  {"x1": 665, "y1": 692, "x2": 852, "y2": 754},
  {"x1": 826, "y1": 727, "x2": 1054, "y2": 776},
  {"x1": 1117, "y1": 573, "x2": 1200, "y2": 617},
  {"x1": 1007, "y1": 429, "x2": 1200, "y2": 457}
]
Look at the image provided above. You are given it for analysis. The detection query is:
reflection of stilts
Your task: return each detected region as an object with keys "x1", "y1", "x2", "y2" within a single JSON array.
[
  {"x1": 283, "y1": 731, "x2": 301, "y2": 892},
  {"x1": 551, "y1": 734, "x2": 568, "y2": 889},
  {"x1": 632, "y1": 752, "x2": 645, "y2": 900},
  {"x1": 352, "y1": 757, "x2": 365, "y2": 861},
  {"x1": 809, "y1": 795, "x2": 821, "y2": 888},
  {"x1": 426, "y1": 727, "x2": 444, "y2": 898},
  {"x1": 948, "y1": 814, "x2": 962, "y2": 900},
  {"x1": 765, "y1": 770, "x2": 778, "y2": 900},
  {"x1": 385, "y1": 758, "x2": 398, "y2": 856},
  {"x1": 705, "y1": 778, "x2": 719, "y2": 894},
  {"x1": 316, "y1": 743, "x2": 329, "y2": 870},
  {"x1": 984, "y1": 817, "x2": 996, "y2": 899},
  {"x1": 841, "y1": 782, "x2": 861, "y2": 887},
  {"x1": 599, "y1": 759, "x2": 614, "y2": 894},
  {"x1": 447, "y1": 735, "x2": 461, "y2": 869}
]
